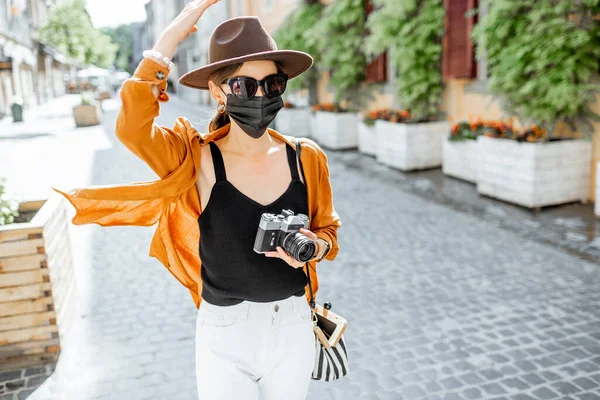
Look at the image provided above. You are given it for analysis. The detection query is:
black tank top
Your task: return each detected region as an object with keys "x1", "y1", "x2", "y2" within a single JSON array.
[{"x1": 198, "y1": 141, "x2": 309, "y2": 306}]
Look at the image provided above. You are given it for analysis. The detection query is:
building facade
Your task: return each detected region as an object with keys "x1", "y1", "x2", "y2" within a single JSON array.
[{"x1": 0, "y1": 0, "x2": 72, "y2": 119}]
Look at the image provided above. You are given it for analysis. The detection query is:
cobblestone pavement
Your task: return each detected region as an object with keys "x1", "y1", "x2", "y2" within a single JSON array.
[{"x1": 2, "y1": 94, "x2": 600, "y2": 399}]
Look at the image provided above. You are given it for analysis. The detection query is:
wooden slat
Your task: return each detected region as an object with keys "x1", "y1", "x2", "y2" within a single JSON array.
[
  {"x1": 0, "y1": 254, "x2": 46, "y2": 273},
  {"x1": 0, "y1": 238, "x2": 45, "y2": 258},
  {"x1": 0, "y1": 353, "x2": 58, "y2": 372},
  {"x1": 0, "y1": 296, "x2": 54, "y2": 318},
  {"x1": 0, "y1": 338, "x2": 60, "y2": 358},
  {"x1": 0, "y1": 310, "x2": 56, "y2": 332},
  {"x1": 18, "y1": 200, "x2": 46, "y2": 213},
  {"x1": 0, "y1": 282, "x2": 52, "y2": 303},
  {"x1": 0, "y1": 269, "x2": 49, "y2": 289},
  {"x1": 0, "y1": 226, "x2": 43, "y2": 243},
  {"x1": 0, "y1": 324, "x2": 58, "y2": 345}
]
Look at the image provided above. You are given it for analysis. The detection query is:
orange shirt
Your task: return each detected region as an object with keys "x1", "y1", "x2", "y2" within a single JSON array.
[{"x1": 52, "y1": 57, "x2": 341, "y2": 309}]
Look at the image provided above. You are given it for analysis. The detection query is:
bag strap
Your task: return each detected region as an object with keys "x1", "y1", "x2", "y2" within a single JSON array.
[{"x1": 296, "y1": 139, "x2": 316, "y2": 310}]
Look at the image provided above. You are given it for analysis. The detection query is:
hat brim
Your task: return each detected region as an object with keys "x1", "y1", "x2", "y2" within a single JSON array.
[{"x1": 178, "y1": 50, "x2": 313, "y2": 90}]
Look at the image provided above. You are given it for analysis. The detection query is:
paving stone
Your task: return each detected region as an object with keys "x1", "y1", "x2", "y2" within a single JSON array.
[
  {"x1": 532, "y1": 386, "x2": 561, "y2": 399},
  {"x1": 23, "y1": 368, "x2": 45, "y2": 378},
  {"x1": 576, "y1": 393, "x2": 600, "y2": 400},
  {"x1": 481, "y1": 383, "x2": 508, "y2": 396},
  {"x1": 17, "y1": 390, "x2": 34, "y2": 400},
  {"x1": 502, "y1": 377, "x2": 530, "y2": 391},
  {"x1": 551, "y1": 381, "x2": 584, "y2": 395},
  {"x1": 574, "y1": 378, "x2": 598, "y2": 391},
  {"x1": 461, "y1": 388, "x2": 483, "y2": 399},
  {"x1": 4, "y1": 382, "x2": 23, "y2": 392},
  {"x1": 0, "y1": 373, "x2": 20, "y2": 383},
  {"x1": 511, "y1": 394, "x2": 537, "y2": 400}
]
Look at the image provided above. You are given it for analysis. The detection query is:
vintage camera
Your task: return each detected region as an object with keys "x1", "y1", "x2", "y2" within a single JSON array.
[{"x1": 253, "y1": 209, "x2": 316, "y2": 262}]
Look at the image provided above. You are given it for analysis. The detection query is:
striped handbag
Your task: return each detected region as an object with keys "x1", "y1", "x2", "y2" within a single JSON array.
[
  {"x1": 305, "y1": 263, "x2": 350, "y2": 381},
  {"x1": 296, "y1": 139, "x2": 349, "y2": 381}
]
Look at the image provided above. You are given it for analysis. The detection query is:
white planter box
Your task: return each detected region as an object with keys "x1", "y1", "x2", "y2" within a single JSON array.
[
  {"x1": 314, "y1": 111, "x2": 359, "y2": 150},
  {"x1": 375, "y1": 120, "x2": 450, "y2": 171},
  {"x1": 275, "y1": 108, "x2": 311, "y2": 138},
  {"x1": 442, "y1": 138, "x2": 480, "y2": 183},
  {"x1": 358, "y1": 120, "x2": 377, "y2": 156},
  {"x1": 595, "y1": 161, "x2": 600, "y2": 217},
  {"x1": 476, "y1": 136, "x2": 592, "y2": 208}
]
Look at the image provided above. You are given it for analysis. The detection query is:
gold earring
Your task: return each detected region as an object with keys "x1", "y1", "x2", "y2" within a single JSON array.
[{"x1": 217, "y1": 102, "x2": 226, "y2": 113}]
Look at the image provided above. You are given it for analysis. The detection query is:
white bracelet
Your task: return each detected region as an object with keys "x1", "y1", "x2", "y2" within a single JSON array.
[{"x1": 143, "y1": 49, "x2": 174, "y2": 71}]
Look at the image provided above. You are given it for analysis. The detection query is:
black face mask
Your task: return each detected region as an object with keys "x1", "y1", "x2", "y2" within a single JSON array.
[{"x1": 223, "y1": 93, "x2": 284, "y2": 139}]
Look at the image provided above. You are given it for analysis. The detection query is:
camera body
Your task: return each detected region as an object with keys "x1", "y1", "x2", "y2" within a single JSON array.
[{"x1": 254, "y1": 209, "x2": 316, "y2": 262}]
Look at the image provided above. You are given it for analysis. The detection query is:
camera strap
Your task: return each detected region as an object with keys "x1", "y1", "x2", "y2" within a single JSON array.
[{"x1": 296, "y1": 139, "x2": 316, "y2": 310}]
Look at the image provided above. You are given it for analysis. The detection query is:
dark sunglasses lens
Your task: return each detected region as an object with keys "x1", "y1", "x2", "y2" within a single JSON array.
[
  {"x1": 265, "y1": 75, "x2": 287, "y2": 97},
  {"x1": 231, "y1": 78, "x2": 258, "y2": 99}
]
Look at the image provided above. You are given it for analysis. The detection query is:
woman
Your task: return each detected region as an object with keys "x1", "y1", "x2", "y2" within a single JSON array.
[{"x1": 54, "y1": 1, "x2": 341, "y2": 399}]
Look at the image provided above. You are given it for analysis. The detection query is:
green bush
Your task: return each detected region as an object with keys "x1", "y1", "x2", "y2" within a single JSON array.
[
  {"x1": 365, "y1": 0, "x2": 445, "y2": 121},
  {"x1": 80, "y1": 91, "x2": 95, "y2": 106},
  {"x1": 472, "y1": 0, "x2": 600, "y2": 136},
  {"x1": 0, "y1": 177, "x2": 20, "y2": 226},
  {"x1": 273, "y1": 2, "x2": 324, "y2": 93},
  {"x1": 305, "y1": 0, "x2": 366, "y2": 104}
]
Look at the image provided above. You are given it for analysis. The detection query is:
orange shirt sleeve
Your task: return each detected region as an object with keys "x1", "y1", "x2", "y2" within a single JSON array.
[
  {"x1": 310, "y1": 143, "x2": 342, "y2": 262},
  {"x1": 115, "y1": 57, "x2": 186, "y2": 179}
]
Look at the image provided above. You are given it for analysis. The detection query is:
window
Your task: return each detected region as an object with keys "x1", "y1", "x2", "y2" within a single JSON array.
[
  {"x1": 364, "y1": 0, "x2": 388, "y2": 83},
  {"x1": 264, "y1": 0, "x2": 273, "y2": 10},
  {"x1": 442, "y1": 0, "x2": 478, "y2": 81}
]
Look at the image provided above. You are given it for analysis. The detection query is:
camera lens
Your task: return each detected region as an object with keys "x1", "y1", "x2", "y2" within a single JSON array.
[{"x1": 282, "y1": 231, "x2": 316, "y2": 262}]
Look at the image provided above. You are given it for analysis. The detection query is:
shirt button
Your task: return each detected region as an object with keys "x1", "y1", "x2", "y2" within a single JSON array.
[
  {"x1": 274, "y1": 304, "x2": 279, "y2": 312},
  {"x1": 156, "y1": 71, "x2": 165, "y2": 80}
]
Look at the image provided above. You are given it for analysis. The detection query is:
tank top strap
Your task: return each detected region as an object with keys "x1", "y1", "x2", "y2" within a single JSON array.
[
  {"x1": 286, "y1": 143, "x2": 301, "y2": 182},
  {"x1": 208, "y1": 142, "x2": 227, "y2": 182}
]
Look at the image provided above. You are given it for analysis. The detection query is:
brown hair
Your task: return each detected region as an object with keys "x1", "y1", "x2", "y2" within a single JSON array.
[{"x1": 208, "y1": 61, "x2": 286, "y2": 132}]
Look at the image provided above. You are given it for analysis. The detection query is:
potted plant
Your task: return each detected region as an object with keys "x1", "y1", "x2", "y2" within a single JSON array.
[
  {"x1": 358, "y1": 110, "x2": 381, "y2": 156},
  {"x1": 365, "y1": 0, "x2": 448, "y2": 171},
  {"x1": 472, "y1": 1, "x2": 600, "y2": 208},
  {"x1": 476, "y1": 125, "x2": 593, "y2": 208},
  {"x1": 275, "y1": 101, "x2": 312, "y2": 138},
  {"x1": 0, "y1": 177, "x2": 76, "y2": 369},
  {"x1": 311, "y1": 103, "x2": 359, "y2": 150},
  {"x1": 72, "y1": 91, "x2": 101, "y2": 127},
  {"x1": 273, "y1": 2, "x2": 324, "y2": 138},
  {"x1": 443, "y1": 118, "x2": 511, "y2": 183},
  {"x1": 305, "y1": 0, "x2": 366, "y2": 150}
]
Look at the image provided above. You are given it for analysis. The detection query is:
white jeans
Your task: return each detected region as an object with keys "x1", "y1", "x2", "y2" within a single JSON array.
[{"x1": 195, "y1": 294, "x2": 316, "y2": 400}]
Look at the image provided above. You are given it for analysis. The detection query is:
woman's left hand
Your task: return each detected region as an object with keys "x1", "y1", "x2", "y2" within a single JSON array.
[{"x1": 264, "y1": 228, "x2": 319, "y2": 268}]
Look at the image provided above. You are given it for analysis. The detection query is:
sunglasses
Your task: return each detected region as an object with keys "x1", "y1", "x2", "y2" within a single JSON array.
[{"x1": 221, "y1": 73, "x2": 289, "y2": 100}]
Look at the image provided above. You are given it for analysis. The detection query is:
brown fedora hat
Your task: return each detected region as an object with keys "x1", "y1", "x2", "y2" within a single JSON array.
[{"x1": 179, "y1": 16, "x2": 313, "y2": 90}]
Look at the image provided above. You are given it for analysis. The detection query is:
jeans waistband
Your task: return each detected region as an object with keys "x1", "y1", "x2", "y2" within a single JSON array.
[{"x1": 200, "y1": 295, "x2": 307, "y2": 319}]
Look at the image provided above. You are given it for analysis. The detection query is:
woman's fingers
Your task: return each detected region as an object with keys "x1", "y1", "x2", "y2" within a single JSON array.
[
  {"x1": 299, "y1": 228, "x2": 318, "y2": 241},
  {"x1": 264, "y1": 247, "x2": 303, "y2": 268}
]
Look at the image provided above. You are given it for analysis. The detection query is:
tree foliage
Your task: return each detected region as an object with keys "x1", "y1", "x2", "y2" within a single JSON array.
[
  {"x1": 39, "y1": 0, "x2": 118, "y2": 68},
  {"x1": 273, "y1": 2, "x2": 324, "y2": 92},
  {"x1": 365, "y1": 0, "x2": 445, "y2": 120},
  {"x1": 305, "y1": 0, "x2": 366, "y2": 103},
  {"x1": 101, "y1": 25, "x2": 133, "y2": 73},
  {"x1": 472, "y1": 0, "x2": 600, "y2": 136}
]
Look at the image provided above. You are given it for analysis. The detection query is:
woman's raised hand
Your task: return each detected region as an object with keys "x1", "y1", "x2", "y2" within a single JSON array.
[{"x1": 153, "y1": 0, "x2": 220, "y2": 59}]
